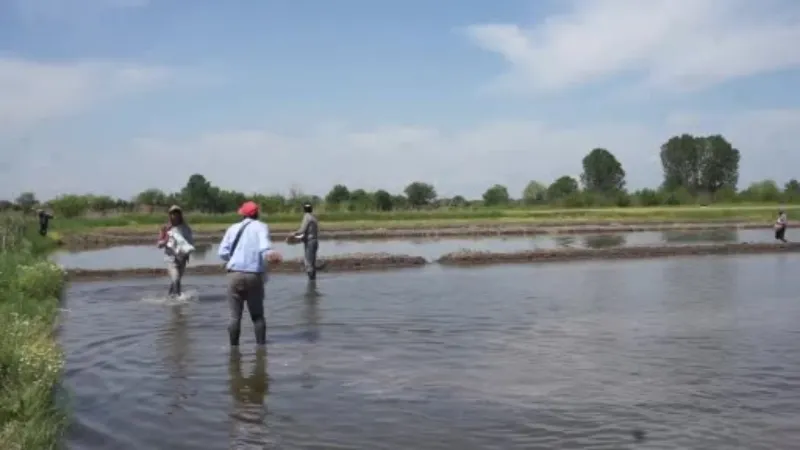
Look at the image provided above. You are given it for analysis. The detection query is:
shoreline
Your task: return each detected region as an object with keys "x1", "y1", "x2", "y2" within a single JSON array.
[
  {"x1": 57, "y1": 220, "x2": 775, "y2": 249},
  {"x1": 65, "y1": 242, "x2": 799, "y2": 282}
]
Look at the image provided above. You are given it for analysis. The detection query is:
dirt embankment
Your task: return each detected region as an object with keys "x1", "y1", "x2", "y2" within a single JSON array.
[
  {"x1": 60, "y1": 220, "x2": 773, "y2": 249},
  {"x1": 66, "y1": 253, "x2": 426, "y2": 282},
  {"x1": 65, "y1": 242, "x2": 800, "y2": 282},
  {"x1": 437, "y1": 242, "x2": 800, "y2": 266}
]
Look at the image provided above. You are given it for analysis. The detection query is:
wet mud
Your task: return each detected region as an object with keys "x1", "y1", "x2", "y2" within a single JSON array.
[
  {"x1": 60, "y1": 221, "x2": 772, "y2": 249},
  {"x1": 66, "y1": 253, "x2": 427, "y2": 281},
  {"x1": 437, "y1": 242, "x2": 800, "y2": 266}
]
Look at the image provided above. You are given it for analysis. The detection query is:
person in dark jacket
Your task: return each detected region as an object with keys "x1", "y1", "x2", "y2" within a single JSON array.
[
  {"x1": 293, "y1": 203, "x2": 319, "y2": 280},
  {"x1": 37, "y1": 209, "x2": 54, "y2": 236}
]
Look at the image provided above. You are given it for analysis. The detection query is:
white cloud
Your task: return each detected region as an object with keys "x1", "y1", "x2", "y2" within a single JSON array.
[
  {"x1": 4, "y1": 109, "x2": 799, "y2": 200},
  {"x1": 0, "y1": 58, "x2": 171, "y2": 135},
  {"x1": 464, "y1": 0, "x2": 800, "y2": 94}
]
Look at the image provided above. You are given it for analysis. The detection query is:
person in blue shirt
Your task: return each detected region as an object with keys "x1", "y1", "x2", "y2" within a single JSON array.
[{"x1": 218, "y1": 201, "x2": 283, "y2": 347}]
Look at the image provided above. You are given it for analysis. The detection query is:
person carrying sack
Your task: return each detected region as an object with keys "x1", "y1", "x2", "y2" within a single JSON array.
[
  {"x1": 217, "y1": 201, "x2": 283, "y2": 347},
  {"x1": 157, "y1": 205, "x2": 194, "y2": 298}
]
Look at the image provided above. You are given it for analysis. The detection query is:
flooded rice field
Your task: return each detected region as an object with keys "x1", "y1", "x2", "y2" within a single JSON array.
[
  {"x1": 62, "y1": 253, "x2": 800, "y2": 449},
  {"x1": 53, "y1": 229, "x2": 766, "y2": 270}
]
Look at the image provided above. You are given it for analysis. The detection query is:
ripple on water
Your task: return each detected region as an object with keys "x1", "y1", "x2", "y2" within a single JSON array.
[{"x1": 62, "y1": 257, "x2": 800, "y2": 450}]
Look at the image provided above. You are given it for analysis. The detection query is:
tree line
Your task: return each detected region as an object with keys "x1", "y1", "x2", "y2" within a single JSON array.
[{"x1": 3, "y1": 133, "x2": 799, "y2": 218}]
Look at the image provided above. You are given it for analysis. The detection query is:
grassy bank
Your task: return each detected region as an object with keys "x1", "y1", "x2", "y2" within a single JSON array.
[
  {"x1": 0, "y1": 214, "x2": 67, "y2": 450},
  {"x1": 54, "y1": 204, "x2": 794, "y2": 234}
]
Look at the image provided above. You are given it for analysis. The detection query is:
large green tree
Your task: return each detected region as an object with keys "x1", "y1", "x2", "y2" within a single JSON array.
[
  {"x1": 404, "y1": 182, "x2": 437, "y2": 207},
  {"x1": 660, "y1": 134, "x2": 740, "y2": 194},
  {"x1": 581, "y1": 148, "x2": 626, "y2": 193},
  {"x1": 180, "y1": 174, "x2": 217, "y2": 212},
  {"x1": 325, "y1": 184, "x2": 350, "y2": 206},
  {"x1": 482, "y1": 184, "x2": 511, "y2": 206}
]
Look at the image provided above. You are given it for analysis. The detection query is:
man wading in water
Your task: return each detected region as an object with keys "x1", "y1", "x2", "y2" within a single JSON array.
[
  {"x1": 218, "y1": 201, "x2": 283, "y2": 347},
  {"x1": 157, "y1": 205, "x2": 194, "y2": 298},
  {"x1": 293, "y1": 202, "x2": 319, "y2": 280},
  {"x1": 775, "y1": 209, "x2": 788, "y2": 242}
]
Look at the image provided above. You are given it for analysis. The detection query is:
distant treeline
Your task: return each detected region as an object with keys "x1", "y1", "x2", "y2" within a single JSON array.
[{"x1": 4, "y1": 133, "x2": 799, "y2": 218}]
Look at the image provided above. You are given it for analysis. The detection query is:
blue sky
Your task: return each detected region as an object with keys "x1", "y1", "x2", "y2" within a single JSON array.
[{"x1": 1, "y1": 0, "x2": 799, "y2": 200}]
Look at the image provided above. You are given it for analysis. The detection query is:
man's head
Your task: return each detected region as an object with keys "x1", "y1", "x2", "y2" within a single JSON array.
[
  {"x1": 167, "y1": 205, "x2": 183, "y2": 225},
  {"x1": 238, "y1": 201, "x2": 260, "y2": 219},
  {"x1": 303, "y1": 203, "x2": 313, "y2": 214},
  {"x1": 779, "y1": 209, "x2": 785, "y2": 215}
]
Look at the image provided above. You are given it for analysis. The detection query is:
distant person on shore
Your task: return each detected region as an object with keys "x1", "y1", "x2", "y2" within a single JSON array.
[
  {"x1": 218, "y1": 201, "x2": 283, "y2": 347},
  {"x1": 37, "y1": 209, "x2": 53, "y2": 236},
  {"x1": 293, "y1": 203, "x2": 319, "y2": 280},
  {"x1": 157, "y1": 205, "x2": 195, "y2": 298},
  {"x1": 775, "y1": 209, "x2": 788, "y2": 243}
]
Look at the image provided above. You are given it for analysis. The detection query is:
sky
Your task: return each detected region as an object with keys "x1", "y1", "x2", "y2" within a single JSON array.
[{"x1": 1, "y1": 0, "x2": 800, "y2": 201}]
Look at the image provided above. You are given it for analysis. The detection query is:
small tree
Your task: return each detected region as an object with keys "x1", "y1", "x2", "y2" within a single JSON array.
[
  {"x1": 373, "y1": 190, "x2": 393, "y2": 211},
  {"x1": 14, "y1": 192, "x2": 38, "y2": 211},
  {"x1": 547, "y1": 176, "x2": 579, "y2": 200},
  {"x1": 521, "y1": 181, "x2": 547, "y2": 205}
]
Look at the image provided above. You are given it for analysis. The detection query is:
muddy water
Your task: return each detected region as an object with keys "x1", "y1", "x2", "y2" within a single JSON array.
[
  {"x1": 62, "y1": 254, "x2": 800, "y2": 449},
  {"x1": 53, "y1": 229, "x2": 772, "y2": 270}
]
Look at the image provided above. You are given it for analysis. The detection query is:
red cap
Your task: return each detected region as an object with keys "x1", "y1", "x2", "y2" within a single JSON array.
[{"x1": 238, "y1": 201, "x2": 259, "y2": 217}]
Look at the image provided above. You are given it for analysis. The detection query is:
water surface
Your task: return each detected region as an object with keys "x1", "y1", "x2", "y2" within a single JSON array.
[
  {"x1": 53, "y1": 229, "x2": 775, "y2": 270},
  {"x1": 63, "y1": 253, "x2": 800, "y2": 449}
]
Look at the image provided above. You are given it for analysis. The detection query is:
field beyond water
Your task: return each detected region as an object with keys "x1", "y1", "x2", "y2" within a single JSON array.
[
  {"x1": 0, "y1": 216, "x2": 67, "y2": 450},
  {"x1": 55, "y1": 204, "x2": 795, "y2": 236}
]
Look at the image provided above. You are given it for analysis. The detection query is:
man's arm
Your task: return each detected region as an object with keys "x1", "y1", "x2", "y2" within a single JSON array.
[{"x1": 217, "y1": 225, "x2": 235, "y2": 261}]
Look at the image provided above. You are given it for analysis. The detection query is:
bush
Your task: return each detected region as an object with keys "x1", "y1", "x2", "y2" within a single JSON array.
[{"x1": 0, "y1": 214, "x2": 67, "y2": 450}]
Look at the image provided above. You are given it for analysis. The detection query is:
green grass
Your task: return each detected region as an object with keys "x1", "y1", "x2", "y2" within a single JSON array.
[
  {"x1": 0, "y1": 214, "x2": 68, "y2": 450},
  {"x1": 54, "y1": 203, "x2": 794, "y2": 234}
]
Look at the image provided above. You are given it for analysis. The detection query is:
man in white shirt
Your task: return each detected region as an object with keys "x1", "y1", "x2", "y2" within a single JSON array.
[{"x1": 218, "y1": 201, "x2": 282, "y2": 347}]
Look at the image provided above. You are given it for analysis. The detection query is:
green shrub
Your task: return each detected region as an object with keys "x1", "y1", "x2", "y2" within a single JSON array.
[{"x1": 0, "y1": 214, "x2": 67, "y2": 450}]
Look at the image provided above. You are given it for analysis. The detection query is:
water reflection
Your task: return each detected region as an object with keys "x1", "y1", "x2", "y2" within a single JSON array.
[
  {"x1": 161, "y1": 306, "x2": 190, "y2": 416},
  {"x1": 302, "y1": 280, "x2": 321, "y2": 343},
  {"x1": 228, "y1": 348, "x2": 268, "y2": 406},
  {"x1": 228, "y1": 348, "x2": 269, "y2": 446},
  {"x1": 299, "y1": 281, "x2": 323, "y2": 391},
  {"x1": 583, "y1": 234, "x2": 627, "y2": 249},
  {"x1": 662, "y1": 229, "x2": 739, "y2": 243},
  {"x1": 553, "y1": 235, "x2": 576, "y2": 248}
]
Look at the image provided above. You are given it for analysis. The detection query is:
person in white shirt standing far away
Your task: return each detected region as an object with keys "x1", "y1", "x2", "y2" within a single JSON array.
[
  {"x1": 218, "y1": 201, "x2": 283, "y2": 347},
  {"x1": 775, "y1": 209, "x2": 788, "y2": 243}
]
